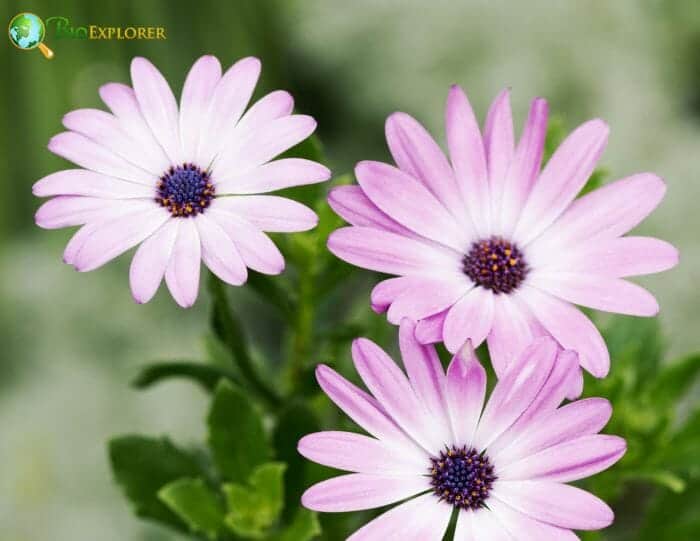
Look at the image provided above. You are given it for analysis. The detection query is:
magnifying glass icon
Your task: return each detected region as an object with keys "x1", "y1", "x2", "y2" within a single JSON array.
[{"x1": 8, "y1": 12, "x2": 54, "y2": 59}]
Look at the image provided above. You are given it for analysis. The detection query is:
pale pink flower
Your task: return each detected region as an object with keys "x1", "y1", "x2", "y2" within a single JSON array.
[
  {"x1": 328, "y1": 86, "x2": 678, "y2": 377},
  {"x1": 299, "y1": 321, "x2": 625, "y2": 540},
  {"x1": 34, "y1": 55, "x2": 330, "y2": 307}
]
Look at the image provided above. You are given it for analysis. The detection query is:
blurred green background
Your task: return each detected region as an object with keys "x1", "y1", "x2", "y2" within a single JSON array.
[{"x1": 1, "y1": 1, "x2": 699, "y2": 540}]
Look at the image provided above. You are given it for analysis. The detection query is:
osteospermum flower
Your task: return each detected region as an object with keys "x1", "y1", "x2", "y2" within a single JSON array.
[
  {"x1": 33, "y1": 55, "x2": 330, "y2": 307},
  {"x1": 327, "y1": 86, "x2": 678, "y2": 377},
  {"x1": 299, "y1": 320, "x2": 625, "y2": 540}
]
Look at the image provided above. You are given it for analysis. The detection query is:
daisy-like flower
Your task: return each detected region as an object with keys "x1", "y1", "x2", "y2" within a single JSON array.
[
  {"x1": 33, "y1": 55, "x2": 330, "y2": 307},
  {"x1": 327, "y1": 86, "x2": 678, "y2": 377},
  {"x1": 299, "y1": 320, "x2": 625, "y2": 540}
]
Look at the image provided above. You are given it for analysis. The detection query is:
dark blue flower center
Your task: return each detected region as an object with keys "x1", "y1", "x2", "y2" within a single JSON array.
[
  {"x1": 156, "y1": 163, "x2": 215, "y2": 217},
  {"x1": 430, "y1": 446, "x2": 496, "y2": 510},
  {"x1": 463, "y1": 237, "x2": 528, "y2": 294}
]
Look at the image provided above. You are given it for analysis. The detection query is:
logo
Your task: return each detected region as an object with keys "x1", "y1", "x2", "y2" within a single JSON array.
[{"x1": 8, "y1": 12, "x2": 54, "y2": 59}]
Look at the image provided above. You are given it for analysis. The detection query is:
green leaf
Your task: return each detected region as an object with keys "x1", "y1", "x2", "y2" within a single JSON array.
[
  {"x1": 158, "y1": 478, "x2": 225, "y2": 540},
  {"x1": 272, "y1": 401, "x2": 321, "y2": 520},
  {"x1": 621, "y1": 469, "x2": 687, "y2": 493},
  {"x1": 276, "y1": 509, "x2": 321, "y2": 541},
  {"x1": 637, "y1": 479, "x2": 700, "y2": 540},
  {"x1": 649, "y1": 353, "x2": 700, "y2": 408},
  {"x1": 208, "y1": 380, "x2": 272, "y2": 483},
  {"x1": 246, "y1": 271, "x2": 296, "y2": 316},
  {"x1": 108, "y1": 436, "x2": 203, "y2": 531},
  {"x1": 655, "y1": 408, "x2": 700, "y2": 476},
  {"x1": 131, "y1": 361, "x2": 239, "y2": 392},
  {"x1": 223, "y1": 462, "x2": 287, "y2": 538}
]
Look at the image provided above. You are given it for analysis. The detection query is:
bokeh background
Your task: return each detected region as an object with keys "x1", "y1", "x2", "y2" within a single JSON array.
[{"x1": 1, "y1": 1, "x2": 699, "y2": 540}]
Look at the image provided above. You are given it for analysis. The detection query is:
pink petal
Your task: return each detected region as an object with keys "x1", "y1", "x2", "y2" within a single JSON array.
[
  {"x1": 130, "y1": 57, "x2": 182, "y2": 164},
  {"x1": 474, "y1": 337, "x2": 558, "y2": 450},
  {"x1": 302, "y1": 474, "x2": 429, "y2": 513},
  {"x1": 235, "y1": 90, "x2": 294, "y2": 135},
  {"x1": 370, "y1": 276, "x2": 426, "y2": 313},
  {"x1": 487, "y1": 498, "x2": 579, "y2": 541},
  {"x1": 499, "y1": 98, "x2": 548, "y2": 236},
  {"x1": 529, "y1": 271, "x2": 659, "y2": 316},
  {"x1": 98, "y1": 82, "x2": 171, "y2": 171},
  {"x1": 445, "y1": 342, "x2": 486, "y2": 447},
  {"x1": 499, "y1": 434, "x2": 626, "y2": 483},
  {"x1": 487, "y1": 294, "x2": 544, "y2": 377},
  {"x1": 355, "y1": 160, "x2": 469, "y2": 251},
  {"x1": 348, "y1": 494, "x2": 452, "y2": 541},
  {"x1": 164, "y1": 218, "x2": 201, "y2": 307},
  {"x1": 385, "y1": 112, "x2": 468, "y2": 228},
  {"x1": 315, "y1": 364, "x2": 417, "y2": 451},
  {"x1": 446, "y1": 85, "x2": 489, "y2": 235},
  {"x1": 213, "y1": 116, "x2": 318, "y2": 179},
  {"x1": 33, "y1": 170, "x2": 154, "y2": 199},
  {"x1": 484, "y1": 89, "x2": 515, "y2": 234},
  {"x1": 48, "y1": 132, "x2": 157, "y2": 185},
  {"x1": 62, "y1": 109, "x2": 164, "y2": 176},
  {"x1": 297, "y1": 431, "x2": 425, "y2": 475},
  {"x1": 72, "y1": 207, "x2": 170, "y2": 272},
  {"x1": 179, "y1": 55, "x2": 222, "y2": 162},
  {"x1": 130, "y1": 219, "x2": 179, "y2": 303},
  {"x1": 495, "y1": 398, "x2": 612, "y2": 465},
  {"x1": 519, "y1": 286, "x2": 610, "y2": 377},
  {"x1": 468, "y1": 508, "x2": 514, "y2": 541},
  {"x1": 493, "y1": 480, "x2": 614, "y2": 530},
  {"x1": 514, "y1": 119, "x2": 609, "y2": 245},
  {"x1": 215, "y1": 157, "x2": 330, "y2": 194},
  {"x1": 386, "y1": 279, "x2": 471, "y2": 324},
  {"x1": 443, "y1": 287, "x2": 495, "y2": 353},
  {"x1": 35, "y1": 196, "x2": 128, "y2": 229},
  {"x1": 415, "y1": 310, "x2": 448, "y2": 344},
  {"x1": 196, "y1": 56, "x2": 260, "y2": 166},
  {"x1": 352, "y1": 338, "x2": 442, "y2": 453},
  {"x1": 328, "y1": 226, "x2": 462, "y2": 276},
  {"x1": 195, "y1": 214, "x2": 247, "y2": 286},
  {"x1": 328, "y1": 185, "x2": 416, "y2": 236},
  {"x1": 212, "y1": 195, "x2": 317, "y2": 232},
  {"x1": 398, "y1": 320, "x2": 451, "y2": 442},
  {"x1": 208, "y1": 209, "x2": 284, "y2": 275}
]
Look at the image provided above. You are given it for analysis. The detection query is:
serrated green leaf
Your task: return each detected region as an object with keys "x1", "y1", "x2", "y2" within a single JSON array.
[
  {"x1": 223, "y1": 462, "x2": 287, "y2": 538},
  {"x1": 208, "y1": 380, "x2": 272, "y2": 483},
  {"x1": 132, "y1": 361, "x2": 239, "y2": 392},
  {"x1": 276, "y1": 509, "x2": 321, "y2": 541},
  {"x1": 158, "y1": 478, "x2": 225, "y2": 540},
  {"x1": 108, "y1": 436, "x2": 203, "y2": 531}
]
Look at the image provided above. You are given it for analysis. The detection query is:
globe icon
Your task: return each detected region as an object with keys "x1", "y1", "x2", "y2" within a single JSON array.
[{"x1": 8, "y1": 13, "x2": 45, "y2": 49}]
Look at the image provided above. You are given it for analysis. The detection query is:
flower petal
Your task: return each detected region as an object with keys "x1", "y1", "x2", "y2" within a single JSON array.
[
  {"x1": 179, "y1": 55, "x2": 222, "y2": 163},
  {"x1": 72, "y1": 206, "x2": 170, "y2": 272},
  {"x1": 355, "y1": 160, "x2": 469, "y2": 251},
  {"x1": 415, "y1": 310, "x2": 448, "y2": 344},
  {"x1": 469, "y1": 508, "x2": 514, "y2": 541},
  {"x1": 487, "y1": 498, "x2": 579, "y2": 541},
  {"x1": 212, "y1": 195, "x2": 317, "y2": 233},
  {"x1": 301, "y1": 474, "x2": 429, "y2": 512},
  {"x1": 215, "y1": 157, "x2": 330, "y2": 194},
  {"x1": 519, "y1": 286, "x2": 610, "y2": 377},
  {"x1": 498, "y1": 98, "x2": 548, "y2": 236},
  {"x1": 493, "y1": 480, "x2": 614, "y2": 530},
  {"x1": 195, "y1": 213, "x2": 247, "y2": 285},
  {"x1": 499, "y1": 434, "x2": 626, "y2": 483},
  {"x1": 298, "y1": 431, "x2": 425, "y2": 475},
  {"x1": 348, "y1": 493, "x2": 452, "y2": 541},
  {"x1": 370, "y1": 276, "x2": 426, "y2": 314},
  {"x1": 328, "y1": 185, "x2": 416, "y2": 236},
  {"x1": 35, "y1": 196, "x2": 128, "y2": 229},
  {"x1": 443, "y1": 287, "x2": 495, "y2": 353},
  {"x1": 529, "y1": 271, "x2": 659, "y2": 316},
  {"x1": 385, "y1": 112, "x2": 468, "y2": 228},
  {"x1": 515, "y1": 119, "x2": 609, "y2": 245},
  {"x1": 33, "y1": 169, "x2": 155, "y2": 199},
  {"x1": 446, "y1": 85, "x2": 489, "y2": 234},
  {"x1": 386, "y1": 279, "x2": 471, "y2": 324},
  {"x1": 208, "y1": 209, "x2": 284, "y2": 275},
  {"x1": 130, "y1": 57, "x2": 182, "y2": 164},
  {"x1": 445, "y1": 342, "x2": 486, "y2": 448},
  {"x1": 196, "y1": 56, "x2": 261, "y2": 166},
  {"x1": 328, "y1": 226, "x2": 461, "y2": 276},
  {"x1": 474, "y1": 337, "x2": 558, "y2": 451},
  {"x1": 235, "y1": 90, "x2": 294, "y2": 134},
  {"x1": 164, "y1": 218, "x2": 201, "y2": 308},
  {"x1": 130, "y1": 219, "x2": 179, "y2": 303},
  {"x1": 484, "y1": 89, "x2": 515, "y2": 234}
]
